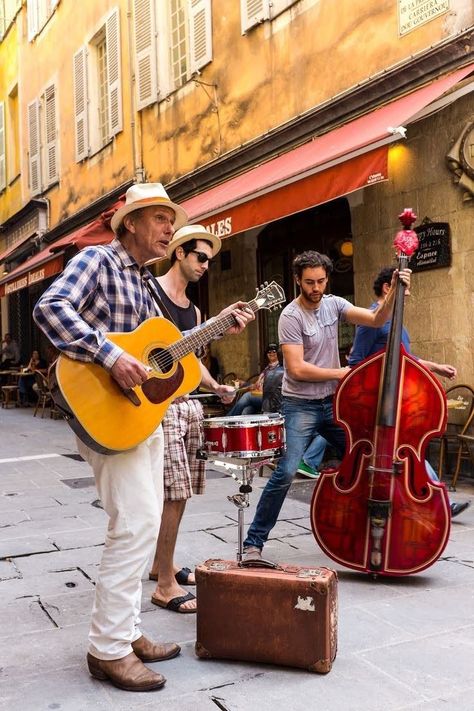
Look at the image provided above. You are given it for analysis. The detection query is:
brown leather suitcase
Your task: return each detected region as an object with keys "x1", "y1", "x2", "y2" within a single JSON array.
[{"x1": 195, "y1": 559, "x2": 338, "y2": 673}]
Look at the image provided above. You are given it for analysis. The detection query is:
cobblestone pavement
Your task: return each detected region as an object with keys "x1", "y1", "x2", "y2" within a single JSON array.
[{"x1": 1, "y1": 407, "x2": 474, "y2": 710}]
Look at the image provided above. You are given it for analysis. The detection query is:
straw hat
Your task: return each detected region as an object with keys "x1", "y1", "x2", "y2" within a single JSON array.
[
  {"x1": 165, "y1": 224, "x2": 222, "y2": 260},
  {"x1": 110, "y1": 183, "x2": 188, "y2": 234}
]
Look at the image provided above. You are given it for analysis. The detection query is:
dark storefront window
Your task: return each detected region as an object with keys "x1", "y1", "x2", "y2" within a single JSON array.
[{"x1": 257, "y1": 197, "x2": 355, "y2": 362}]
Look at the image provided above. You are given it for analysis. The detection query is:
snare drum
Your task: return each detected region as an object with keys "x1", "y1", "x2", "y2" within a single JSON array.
[{"x1": 202, "y1": 413, "x2": 285, "y2": 459}]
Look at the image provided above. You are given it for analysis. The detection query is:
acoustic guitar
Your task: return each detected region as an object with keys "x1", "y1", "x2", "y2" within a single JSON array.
[{"x1": 51, "y1": 282, "x2": 285, "y2": 454}]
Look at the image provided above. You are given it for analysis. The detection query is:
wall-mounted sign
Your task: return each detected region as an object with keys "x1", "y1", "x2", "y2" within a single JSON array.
[
  {"x1": 398, "y1": 0, "x2": 449, "y2": 36},
  {"x1": 410, "y1": 222, "x2": 451, "y2": 272}
]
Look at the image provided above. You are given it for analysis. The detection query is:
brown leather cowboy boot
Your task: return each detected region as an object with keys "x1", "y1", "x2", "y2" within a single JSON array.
[
  {"x1": 87, "y1": 651, "x2": 166, "y2": 691},
  {"x1": 131, "y1": 635, "x2": 181, "y2": 662}
]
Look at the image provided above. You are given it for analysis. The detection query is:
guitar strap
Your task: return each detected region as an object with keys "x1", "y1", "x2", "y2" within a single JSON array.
[
  {"x1": 143, "y1": 270, "x2": 203, "y2": 396},
  {"x1": 142, "y1": 271, "x2": 178, "y2": 327}
]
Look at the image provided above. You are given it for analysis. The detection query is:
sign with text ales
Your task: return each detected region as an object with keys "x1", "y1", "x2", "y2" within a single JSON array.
[{"x1": 410, "y1": 222, "x2": 451, "y2": 272}]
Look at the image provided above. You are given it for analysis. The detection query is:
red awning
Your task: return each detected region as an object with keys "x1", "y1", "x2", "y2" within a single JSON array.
[
  {"x1": 0, "y1": 250, "x2": 64, "y2": 297},
  {"x1": 0, "y1": 198, "x2": 125, "y2": 296},
  {"x1": 181, "y1": 63, "x2": 474, "y2": 235},
  {"x1": 49, "y1": 197, "x2": 124, "y2": 253}
]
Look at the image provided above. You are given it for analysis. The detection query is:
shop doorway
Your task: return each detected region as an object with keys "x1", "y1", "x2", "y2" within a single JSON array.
[{"x1": 257, "y1": 197, "x2": 355, "y2": 361}]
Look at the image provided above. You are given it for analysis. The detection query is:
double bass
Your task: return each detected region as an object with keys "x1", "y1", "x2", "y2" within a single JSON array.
[{"x1": 311, "y1": 209, "x2": 451, "y2": 576}]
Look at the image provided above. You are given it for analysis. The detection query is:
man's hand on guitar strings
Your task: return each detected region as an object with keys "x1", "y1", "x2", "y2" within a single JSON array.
[
  {"x1": 219, "y1": 301, "x2": 255, "y2": 335},
  {"x1": 110, "y1": 352, "x2": 150, "y2": 390}
]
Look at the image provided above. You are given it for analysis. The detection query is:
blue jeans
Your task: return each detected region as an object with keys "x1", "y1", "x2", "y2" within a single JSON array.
[
  {"x1": 303, "y1": 435, "x2": 327, "y2": 470},
  {"x1": 226, "y1": 392, "x2": 262, "y2": 416},
  {"x1": 244, "y1": 395, "x2": 345, "y2": 550}
]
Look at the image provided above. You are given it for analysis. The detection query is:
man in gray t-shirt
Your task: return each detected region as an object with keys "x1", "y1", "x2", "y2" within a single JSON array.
[{"x1": 243, "y1": 250, "x2": 411, "y2": 561}]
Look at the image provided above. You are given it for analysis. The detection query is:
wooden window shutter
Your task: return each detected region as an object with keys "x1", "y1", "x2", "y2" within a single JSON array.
[
  {"x1": 73, "y1": 46, "x2": 89, "y2": 162},
  {"x1": 27, "y1": 0, "x2": 40, "y2": 41},
  {"x1": 189, "y1": 0, "x2": 212, "y2": 73},
  {"x1": 44, "y1": 83, "x2": 58, "y2": 186},
  {"x1": 240, "y1": 0, "x2": 270, "y2": 34},
  {"x1": 133, "y1": 0, "x2": 158, "y2": 110},
  {"x1": 106, "y1": 7, "x2": 123, "y2": 137},
  {"x1": 27, "y1": 98, "x2": 41, "y2": 195},
  {"x1": 0, "y1": 102, "x2": 5, "y2": 191}
]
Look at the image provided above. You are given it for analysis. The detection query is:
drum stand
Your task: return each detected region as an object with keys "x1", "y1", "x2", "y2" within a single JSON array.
[{"x1": 209, "y1": 456, "x2": 278, "y2": 568}]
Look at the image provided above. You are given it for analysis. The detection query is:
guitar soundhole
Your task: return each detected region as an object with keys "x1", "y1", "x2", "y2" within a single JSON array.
[{"x1": 148, "y1": 348, "x2": 173, "y2": 374}]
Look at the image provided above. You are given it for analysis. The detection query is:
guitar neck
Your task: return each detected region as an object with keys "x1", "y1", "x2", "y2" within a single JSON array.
[{"x1": 167, "y1": 299, "x2": 259, "y2": 362}]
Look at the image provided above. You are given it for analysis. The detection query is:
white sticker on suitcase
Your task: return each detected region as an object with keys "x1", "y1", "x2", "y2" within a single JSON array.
[{"x1": 294, "y1": 595, "x2": 315, "y2": 612}]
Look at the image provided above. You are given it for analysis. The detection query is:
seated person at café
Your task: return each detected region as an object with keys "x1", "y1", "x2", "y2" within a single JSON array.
[
  {"x1": 1, "y1": 333, "x2": 20, "y2": 368},
  {"x1": 226, "y1": 344, "x2": 282, "y2": 416},
  {"x1": 19, "y1": 350, "x2": 47, "y2": 405},
  {"x1": 1, "y1": 333, "x2": 21, "y2": 387}
]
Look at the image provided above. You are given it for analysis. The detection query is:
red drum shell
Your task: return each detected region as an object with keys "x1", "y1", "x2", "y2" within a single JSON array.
[{"x1": 202, "y1": 414, "x2": 285, "y2": 458}]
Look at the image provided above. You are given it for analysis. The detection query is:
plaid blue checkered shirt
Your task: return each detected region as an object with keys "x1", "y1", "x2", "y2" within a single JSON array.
[{"x1": 33, "y1": 239, "x2": 164, "y2": 369}]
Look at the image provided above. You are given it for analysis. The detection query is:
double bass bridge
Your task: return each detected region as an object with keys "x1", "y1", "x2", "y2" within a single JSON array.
[{"x1": 366, "y1": 461, "x2": 403, "y2": 475}]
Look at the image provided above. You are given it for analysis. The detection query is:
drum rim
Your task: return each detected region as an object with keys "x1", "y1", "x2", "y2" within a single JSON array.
[
  {"x1": 205, "y1": 447, "x2": 283, "y2": 458},
  {"x1": 203, "y1": 414, "x2": 284, "y2": 426}
]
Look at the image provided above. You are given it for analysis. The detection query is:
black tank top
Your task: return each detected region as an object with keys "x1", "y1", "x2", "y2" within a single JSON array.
[{"x1": 154, "y1": 280, "x2": 198, "y2": 332}]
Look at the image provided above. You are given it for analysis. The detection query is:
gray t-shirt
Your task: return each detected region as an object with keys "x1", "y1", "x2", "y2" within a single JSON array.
[{"x1": 278, "y1": 295, "x2": 352, "y2": 399}]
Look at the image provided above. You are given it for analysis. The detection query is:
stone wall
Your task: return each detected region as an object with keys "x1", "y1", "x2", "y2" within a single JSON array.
[
  {"x1": 352, "y1": 91, "x2": 474, "y2": 385},
  {"x1": 207, "y1": 231, "x2": 260, "y2": 381}
]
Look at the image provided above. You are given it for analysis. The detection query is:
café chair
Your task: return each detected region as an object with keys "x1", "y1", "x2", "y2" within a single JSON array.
[
  {"x1": 437, "y1": 384, "x2": 474, "y2": 488},
  {"x1": 33, "y1": 371, "x2": 61, "y2": 419},
  {"x1": 451, "y1": 406, "x2": 474, "y2": 490},
  {"x1": 1, "y1": 384, "x2": 19, "y2": 409}
]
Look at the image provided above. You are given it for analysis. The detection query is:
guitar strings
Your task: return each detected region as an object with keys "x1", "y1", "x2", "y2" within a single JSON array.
[{"x1": 147, "y1": 300, "x2": 259, "y2": 372}]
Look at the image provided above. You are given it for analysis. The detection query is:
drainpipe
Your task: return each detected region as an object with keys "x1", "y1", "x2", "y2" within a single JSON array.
[{"x1": 126, "y1": 0, "x2": 145, "y2": 183}]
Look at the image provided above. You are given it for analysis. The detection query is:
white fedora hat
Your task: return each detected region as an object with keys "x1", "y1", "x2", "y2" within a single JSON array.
[
  {"x1": 166, "y1": 224, "x2": 222, "y2": 260},
  {"x1": 110, "y1": 183, "x2": 188, "y2": 234}
]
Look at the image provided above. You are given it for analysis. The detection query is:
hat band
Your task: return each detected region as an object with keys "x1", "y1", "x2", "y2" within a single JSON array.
[{"x1": 127, "y1": 196, "x2": 175, "y2": 208}]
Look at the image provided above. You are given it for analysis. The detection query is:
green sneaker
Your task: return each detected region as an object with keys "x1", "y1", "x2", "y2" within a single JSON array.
[{"x1": 296, "y1": 460, "x2": 320, "y2": 479}]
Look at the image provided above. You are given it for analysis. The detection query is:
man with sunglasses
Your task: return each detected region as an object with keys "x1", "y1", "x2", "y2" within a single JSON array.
[{"x1": 148, "y1": 225, "x2": 237, "y2": 614}]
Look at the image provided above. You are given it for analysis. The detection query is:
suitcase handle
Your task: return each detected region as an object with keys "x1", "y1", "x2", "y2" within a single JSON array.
[{"x1": 239, "y1": 557, "x2": 280, "y2": 570}]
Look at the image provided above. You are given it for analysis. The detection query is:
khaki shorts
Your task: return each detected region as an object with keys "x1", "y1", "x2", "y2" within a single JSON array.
[{"x1": 162, "y1": 399, "x2": 205, "y2": 501}]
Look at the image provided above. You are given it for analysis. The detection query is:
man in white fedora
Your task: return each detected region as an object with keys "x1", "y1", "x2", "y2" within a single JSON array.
[
  {"x1": 147, "y1": 225, "x2": 236, "y2": 613},
  {"x1": 33, "y1": 184, "x2": 254, "y2": 692}
]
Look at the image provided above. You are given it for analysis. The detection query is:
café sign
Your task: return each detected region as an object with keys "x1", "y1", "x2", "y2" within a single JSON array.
[
  {"x1": 0, "y1": 254, "x2": 63, "y2": 298},
  {"x1": 4, "y1": 267, "x2": 45, "y2": 294},
  {"x1": 410, "y1": 222, "x2": 451, "y2": 272}
]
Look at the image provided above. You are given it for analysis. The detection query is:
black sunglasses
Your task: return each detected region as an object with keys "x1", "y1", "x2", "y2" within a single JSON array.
[{"x1": 189, "y1": 250, "x2": 213, "y2": 264}]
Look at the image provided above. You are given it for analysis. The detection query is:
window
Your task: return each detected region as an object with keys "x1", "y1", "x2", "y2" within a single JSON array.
[
  {"x1": 27, "y1": 83, "x2": 59, "y2": 196},
  {"x1": 8, "y1": 85, "x2": 20, "y2": 182},
  {"x1": 27, "y1": 0, "x2": 60, "y2": 41},
  {"x1": 0, "y1": 0, "x2": 6, "y2": 38},
  {"x1": 240, "y1": 0, "x2": 299, "y2": 34},
  {"x1": 97, "y1": 34, "x2": 109, "y2": 146},
  {"x1": 0, "y1": 0, "x2": 21, "y2": 40},
  {"x1": 0, "y1": 102, "x2": 5, "y2": 191},
  {"x1": 170, "y1": 0, "x2": 188, "y2": 89},
  {"x1": 133, "y1": 0, "x2": 212, "y2": 110},
  {"x1": 73, "y1": 7, "x2": 123, "y2": 161}
]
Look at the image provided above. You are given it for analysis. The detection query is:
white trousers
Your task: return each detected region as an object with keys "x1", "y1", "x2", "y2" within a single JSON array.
[{"x1": 76, "y1": 426, "x2": 164, "y2": 660}]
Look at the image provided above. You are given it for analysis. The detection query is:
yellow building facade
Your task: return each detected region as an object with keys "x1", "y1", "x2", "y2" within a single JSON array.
[{"x1": 0, "y1": 0, "x2": 473, "y2": 384}]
